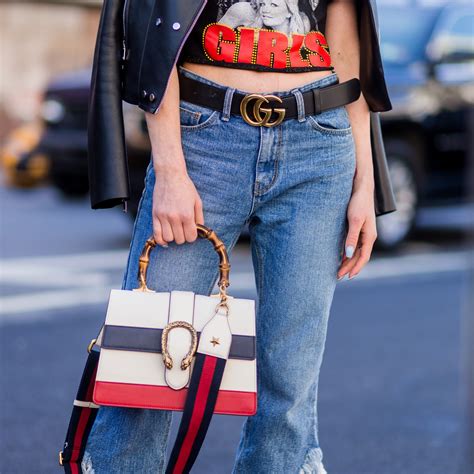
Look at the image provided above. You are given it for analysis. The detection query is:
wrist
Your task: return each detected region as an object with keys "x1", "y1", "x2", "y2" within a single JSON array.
[
  {"x1": 353, "y1": 168, "x2": 374, "y2": 191},
  {"x1": 152, "y1": 152, "x2": 187, "y2": 175}
]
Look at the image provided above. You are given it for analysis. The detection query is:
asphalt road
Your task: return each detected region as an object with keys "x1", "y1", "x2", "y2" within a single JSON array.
[{"x1": 1, "y1": 183, "x2": 473, "y2": 474}]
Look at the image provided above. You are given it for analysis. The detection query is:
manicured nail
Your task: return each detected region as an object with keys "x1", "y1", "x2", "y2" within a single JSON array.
[
  {"x1": 348, "y1": 273, "x2": 357, "y2": 280},
  {"x1": 345, "y1": 245, "x2": 355, "y2": 258},
  {"x1": 337, "y1": 275, "x2": 344, "y2": 281},
  {"x1": 161, "y1": 243, "x2": 169, "y2": 248}
]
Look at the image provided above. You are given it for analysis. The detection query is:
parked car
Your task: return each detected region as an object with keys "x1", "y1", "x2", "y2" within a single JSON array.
[
  {"x1": 35, "y1": 68, "x2": 150, "y2": 217},
  {"x1": 0, "y1": 121, "x2": 50, "y2": 188},
  {"x1": 376, "y1": 2, "x2": 474, "y2": 248}
]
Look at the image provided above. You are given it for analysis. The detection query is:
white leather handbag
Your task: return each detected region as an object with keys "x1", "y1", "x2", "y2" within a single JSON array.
[
  {"x1": 60, "y1": 224, "x2": 257, "y2": 474},
  {"x1": 92, "y1": 224, "x2": 257, "y2": 416}
]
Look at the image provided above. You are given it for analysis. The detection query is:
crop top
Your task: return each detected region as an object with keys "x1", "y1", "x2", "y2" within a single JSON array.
[{"x1": 179, "y1": 0, "x2": 335, "y2": 73}]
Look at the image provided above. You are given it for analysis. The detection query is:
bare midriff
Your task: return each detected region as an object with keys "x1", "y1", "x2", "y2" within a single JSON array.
[{"x1": 181, "y1": 62, "x2": 334, "y2": 94}]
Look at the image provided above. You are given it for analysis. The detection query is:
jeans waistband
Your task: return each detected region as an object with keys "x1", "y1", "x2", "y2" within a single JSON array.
[
  {"x1": 177, "y1": 65, "x2": 340, "y2": 122},
  {"x1": 178, "y1": 65, "x2": 339, "y2": 96}
]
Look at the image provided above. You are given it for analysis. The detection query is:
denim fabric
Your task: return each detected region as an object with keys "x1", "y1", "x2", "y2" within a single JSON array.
[{"x1": 82, "y1": 66, "x2": 356, "y2": 474}]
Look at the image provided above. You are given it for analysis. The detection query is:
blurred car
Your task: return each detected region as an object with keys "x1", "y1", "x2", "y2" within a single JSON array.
[
  {"x1": 376, "y1": 2, "x2": 474, "y2": 248},
  {"x1": 35, "y1": 68, "x2": 150, "y2": 217},
  {"x1": 0, "y1": 121, "x2": 50, "y2": 187}
]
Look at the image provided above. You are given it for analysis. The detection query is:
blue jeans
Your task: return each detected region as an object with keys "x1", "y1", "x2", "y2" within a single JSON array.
[{"x1": 82, "y1": 66, "x2": 356, "y2": 474}]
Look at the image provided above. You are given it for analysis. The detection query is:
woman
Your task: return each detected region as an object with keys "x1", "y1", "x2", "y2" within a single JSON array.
[
  {"x1": 219, "y1": 0, "x2": 311, "y2": 35},
  {"x1": 77, "y1": 0, "x2": 393, "y2": 473}
]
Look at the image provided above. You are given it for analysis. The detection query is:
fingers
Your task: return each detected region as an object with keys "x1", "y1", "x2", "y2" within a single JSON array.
[
  {"x1": 194, "y1": 196, "x2": 205, "y2": 226},
  {"x1": 344, "y1": 215, "x2": 364, "y2": 260},
  {"x1": 151, "y1": 213, "x2": 167, "y2": 247},
  {"x1": 182, "y1": 212, "x2": 198, "y2": 243},
  {"x1": 337, "y1": 246, "x2": 360, "y2": 279},
  {"x1": 153, "y1": 195, "x2": 204, "y2": 247},
  {"x1": 348, "y1": 233, "x2": 375, "y2": 278},
  {"x1": 168, "y1": 213, "x2": 187, "y2": 244},
  {"x1": 180, "y1": 196, "x2": 203, "y2": 243},
  {"x1": 337, "y1": 215, "x2": 377, "y2": 280},
  {"x1": 153, "y1": 211, "x2": 186, "y2": 245}
]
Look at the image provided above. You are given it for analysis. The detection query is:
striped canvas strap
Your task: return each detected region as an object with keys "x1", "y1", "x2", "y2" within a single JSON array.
[
  {"x1": 59, "y1": 349, "x2": 100, "y2": 474},
  {"x1": 166, "y1": 304, "x2": 232, "y2": 472},
  {"x1": 60, "y1": 306, "x2": 233, "y2": 473},
  {"x1": 166, "y1": 352, "x2": 228, "y2": 473}
]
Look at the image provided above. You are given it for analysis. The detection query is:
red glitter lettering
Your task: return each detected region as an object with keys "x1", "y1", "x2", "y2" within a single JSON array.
[
  {"x1": 203, "y1": 24, "x2": 237, "y2": 62},
  {"x1": 237, "y1": 28, "x2": 256, "y2": 64},
  {"x1": 288, "y1": 34, "x2": 310, "y2": 67},
  {"x1": 304, "y1": 32, "x2": 331, "y2": 67},
  {"x1": 256, "y1": 30, "x2": 288, "y2": 68}
]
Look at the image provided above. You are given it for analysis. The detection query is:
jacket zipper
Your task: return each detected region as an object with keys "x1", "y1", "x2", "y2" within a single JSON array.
[
  {"x1": 154, "y1": 0, "x2": 208, "y2": 113},
  {"x1": 367, "y1": 0, "x2": 380, "y2": 43},
  {"x1": 122, "y1": 0, "x2": 131, "y2": 61},
  {"x1": 176, "y1": 0, "x2": 208, "y2": 58}
]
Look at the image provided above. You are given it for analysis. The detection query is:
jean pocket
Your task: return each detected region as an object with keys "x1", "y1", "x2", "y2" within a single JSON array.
[
  {"x1": 307, "y1": 105, "x2": 352, "y2": 136},
  {"x1": 179, "y1": 100, "x2": 220, "y2": 131}
]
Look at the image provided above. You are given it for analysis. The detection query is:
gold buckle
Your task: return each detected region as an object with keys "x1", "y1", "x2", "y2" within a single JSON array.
[
  {"x1": 59, "y1": 451, "x2": 64, "y2": 466},
  {"x1": 240, "y1": 94, "x2": 286, "y2": 127},
  {"x1": 161, "y1": 321, "x2": 198, "y2": 370}
]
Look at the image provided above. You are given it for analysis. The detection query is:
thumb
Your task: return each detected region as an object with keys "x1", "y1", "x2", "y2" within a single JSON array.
[
  {"x1": 194, "y1": 196, "x2": 205, "y2": 226},
  {"x1": 344, "y1": 217, "x2": 363, "y2": 259}
]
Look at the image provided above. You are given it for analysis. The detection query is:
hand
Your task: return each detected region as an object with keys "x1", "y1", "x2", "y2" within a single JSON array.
[
  {"x1": 152, "y1": 165, "x2": 204, "y2": 247},
  {"x1": 337, "y1": 181, "x2": 377, "y2": 280}
]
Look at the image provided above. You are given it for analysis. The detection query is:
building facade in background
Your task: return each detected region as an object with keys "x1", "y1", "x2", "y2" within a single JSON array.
[{"x1": 0, "y1": 2, "x2": 100, "y2": 137}]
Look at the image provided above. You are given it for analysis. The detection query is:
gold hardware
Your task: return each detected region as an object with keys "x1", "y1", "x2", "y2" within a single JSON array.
[
  {"x1": 210, "y1": 337, "x2": 220, "y2": 347},
  {"x1": 161, "y1": 321, "x2": 198, "y2": 370},
  {"x1": 210, "y1": 293, "x2": 234, "y2": 299},
  {"x1": 214, "y1": 282, "x2": 230, "y2": 315},
  {"x1": 136, "y1": 225, "x2": 231, "y2": 310},
  {"x1": 87, "y1": 338, "x2": 97, "y2": 353},
  {"x1": 59, "y1": 451, "x2": 64, "y2": 466},
  {"x1": 240, "y1": 94, "x2": 286, "y2": 128},
  {"x1": 135, "y1": 237, "x2": 158, "y2": 292}
]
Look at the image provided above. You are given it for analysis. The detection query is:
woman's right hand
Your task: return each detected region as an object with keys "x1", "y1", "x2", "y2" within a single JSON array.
[
  {"x1": 144, "y1": 64, "x2": 203, "y2": 247},
  {"x1": 152, "y1": 164, "x2": 204, "y2": 247}
]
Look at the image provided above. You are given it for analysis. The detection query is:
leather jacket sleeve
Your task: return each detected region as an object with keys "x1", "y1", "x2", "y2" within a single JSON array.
[
  {"x1": 87, "y1": 0, "x2": 130, "y2": 210},
  {"x1": 358, "y1": 0, "x2": 392, "y2": 112},
  {"x1": 360, "y1": 1, "x2": 397, "y2": 216}
]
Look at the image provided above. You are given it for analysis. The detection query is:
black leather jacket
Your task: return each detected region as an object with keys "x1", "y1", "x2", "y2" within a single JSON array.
[{"x1": 88, "y1": 0, "x2": 397, "y2": 216}]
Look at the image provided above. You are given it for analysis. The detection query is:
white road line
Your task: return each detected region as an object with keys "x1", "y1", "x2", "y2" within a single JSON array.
[
  {"x1": 0, "y1": 249, "x2": 129, "y2": 273},
  {"x1": 0, "y1": 288, "x2": 112, "y2": 320},
  {"x1": 0, "y1": 249, "x2": 472, "y2": 319},
  {"x1": 1, "y1": 248, "x2": 471, "y2": 276},
  {"x1": 339, "y1": 249, "x2": 473, "y2": 281}
]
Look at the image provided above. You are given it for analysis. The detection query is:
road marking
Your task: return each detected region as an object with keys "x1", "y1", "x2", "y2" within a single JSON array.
[{"x1": 0, "y1": 248, "x2": 472, "y2": 320}]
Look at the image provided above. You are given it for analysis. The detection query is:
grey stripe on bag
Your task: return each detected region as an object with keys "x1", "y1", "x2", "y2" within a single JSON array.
[{"x1": 101, "y1": 325, "x2": 256, "y2": 360}]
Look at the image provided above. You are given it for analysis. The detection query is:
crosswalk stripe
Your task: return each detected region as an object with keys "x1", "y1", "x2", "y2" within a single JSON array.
[{"x1": 0, "y1": 249, "x2": 472, "y2": 320}]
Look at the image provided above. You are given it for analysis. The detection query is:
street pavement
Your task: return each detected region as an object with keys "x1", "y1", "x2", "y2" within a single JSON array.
[{"x1": 1, "y1": 183, "x2": 473, "y2": 474}]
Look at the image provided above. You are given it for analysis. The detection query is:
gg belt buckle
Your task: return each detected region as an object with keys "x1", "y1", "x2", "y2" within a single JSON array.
[{"x1": 240, "y1": 93, "x2": 286, "y2": 127}]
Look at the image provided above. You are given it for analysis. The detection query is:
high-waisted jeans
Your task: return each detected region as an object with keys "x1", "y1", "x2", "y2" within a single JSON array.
[{"x1": 82, "y1": 66, "x2": 356, "y2": 474}]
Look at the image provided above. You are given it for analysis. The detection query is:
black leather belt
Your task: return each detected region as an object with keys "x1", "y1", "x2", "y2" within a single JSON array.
[{"x1": 178, "y1": 72, "x2": 361, "y2": 128}]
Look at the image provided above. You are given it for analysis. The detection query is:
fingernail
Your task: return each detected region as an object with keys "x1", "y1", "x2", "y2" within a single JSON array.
[
  {"x1": 348, "y1": 273, "x2": 357, "y2": 280},
  {"x1": 345, "y1": 245, "x2": 354, "y2": 258},
  {"x1": 161, "y1": 243, "x2": 169, "y2": 248},
  {"x1": 336, "y1": 274, "x2": 344, "y2": 280}
]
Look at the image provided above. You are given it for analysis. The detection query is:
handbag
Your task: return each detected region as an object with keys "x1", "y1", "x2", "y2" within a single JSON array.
[{"x1": 59, "y1": 224, "x2": 257, "y2": 473}]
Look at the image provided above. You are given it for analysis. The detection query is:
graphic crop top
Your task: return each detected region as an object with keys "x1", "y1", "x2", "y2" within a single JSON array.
[{"x1": 179, "y1": 0, "x2": 334, "y2": 73}]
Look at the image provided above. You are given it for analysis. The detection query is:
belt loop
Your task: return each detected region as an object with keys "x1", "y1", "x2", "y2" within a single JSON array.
[
  {"x1": 221, "y1": 87, "x2": 236, "y2": 122},
  {"x1": 312, "y1": 89, "x2": 322, "y2": 116},
  {"x1": 291, "y1": 88, "x2": 306, "y2": 122}
]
